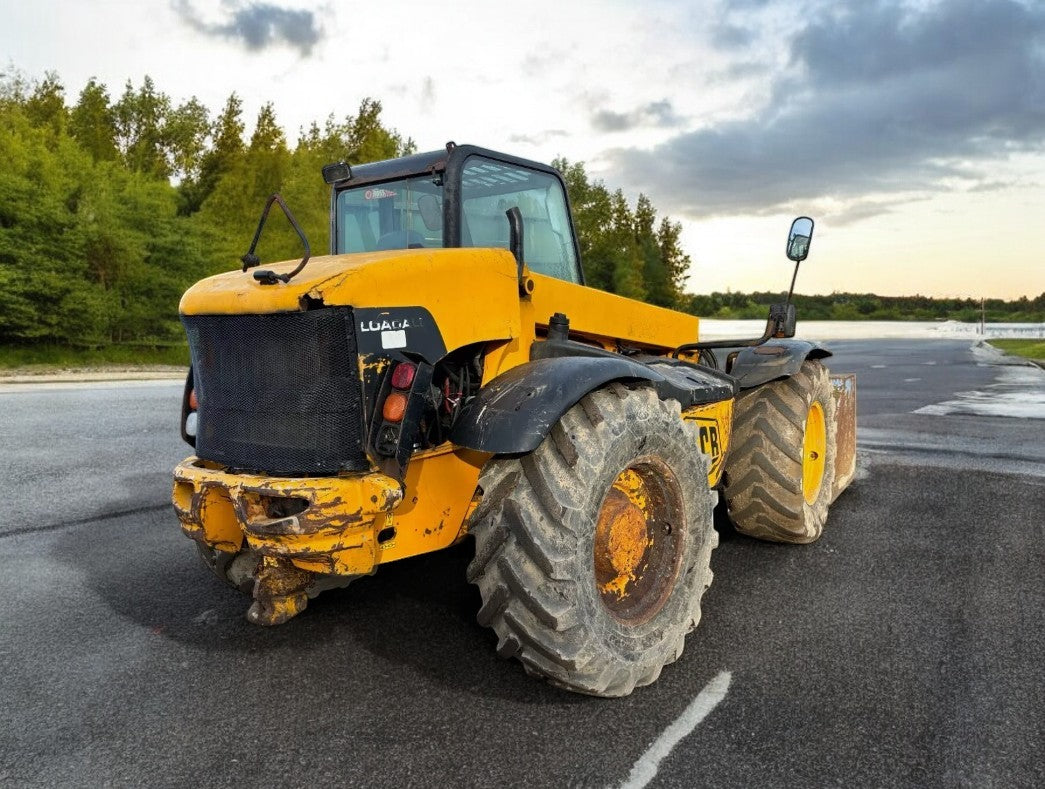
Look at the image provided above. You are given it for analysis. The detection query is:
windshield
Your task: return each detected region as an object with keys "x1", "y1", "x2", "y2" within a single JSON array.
[
  {"x1": 332, "y1": 156, "x2": 581, "y2": 284},
  {"x1": 334, "y1": 175, "x2": 444, "y2": 253},
  {"x1": 460, "y1": 156, "x2": 581, "y2": 283}
]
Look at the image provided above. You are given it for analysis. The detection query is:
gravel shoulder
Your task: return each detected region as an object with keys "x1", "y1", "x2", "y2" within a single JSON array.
[{"x1": 0, "y1": 366, "x2": 187, "y2": 384}]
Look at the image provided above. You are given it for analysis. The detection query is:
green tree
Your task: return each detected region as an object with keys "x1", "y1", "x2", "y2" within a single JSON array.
[
  {"x1": 555, "y1": 158, "x2": 616, "y2": 291},
  {"x1": 114, "y1": 76, "x2": 171, "y2": 179},
  {"x1": 180, "y1": 92, "x2": 245, "y2": 214},
  {"x1": 24, "y1": 71, "x2": 67, "y2": 136},
  {"x1": 656, "y1": 216, "x2": 690, "y2": 308},
  {"x1": 609, "y1": 189, "x2": 646, "y2": 300},
  {"x1": 195, "y1": 102, "x2": 293, "y2": 269},
  {"x1": 70, "y1": 78, "x2": 119, "y2": 162},
  {"x1": 165, "y1": 96, "x2": 210, "y2": 183}
]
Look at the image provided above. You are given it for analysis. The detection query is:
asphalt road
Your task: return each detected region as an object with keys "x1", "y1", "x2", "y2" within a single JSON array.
[{"x1": 1, "y1": 340, "x2": 1042, "y2": 788}]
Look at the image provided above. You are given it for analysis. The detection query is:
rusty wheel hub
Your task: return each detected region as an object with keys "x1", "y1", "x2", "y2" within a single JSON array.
[{"x1": 593, "y1": 461, "x2": 685, "y2": 625}]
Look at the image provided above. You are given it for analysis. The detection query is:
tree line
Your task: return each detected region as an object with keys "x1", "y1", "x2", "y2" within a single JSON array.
[
  {"x1": 0, "y1": 70, "x2": 692, "y2": 354},
  {"x1": 1, "y1": 69, "x2": 1040, "y2": 356},
  {"x1": 686, "y1": 291, "x2": 1045, "y2": 323},
  {"x1": 0, "y1": 70, "x2": 411, "y2": 349}
]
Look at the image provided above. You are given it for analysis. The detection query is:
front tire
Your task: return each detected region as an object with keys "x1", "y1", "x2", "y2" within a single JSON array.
[
  {"x1": 467, "y1": 384, "x2": 718, "y2": 697},
  {"x1": 723, "y1": 359, "x2": 837, "y2": 543}
]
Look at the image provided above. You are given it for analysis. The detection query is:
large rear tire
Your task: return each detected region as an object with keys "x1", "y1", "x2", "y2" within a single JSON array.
[
  {"x1": 723, "y1": 359, "x2": 836, "y2": 543},
  {"x1": 467, "y1": 384, "x2": 718, "y2": 697}
]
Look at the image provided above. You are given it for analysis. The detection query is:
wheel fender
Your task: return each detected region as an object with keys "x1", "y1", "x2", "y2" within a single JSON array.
[
  {"x1": 729, "y1": 340, "x2": 832, "y2": 390},
  {"x1": 449, "y1": 356, "x2": 659, "y2": 454}
]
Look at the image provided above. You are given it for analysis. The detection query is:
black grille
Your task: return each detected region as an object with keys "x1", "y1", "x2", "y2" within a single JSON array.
[{"x1": 182, "y1": 307, "x2": 368, "y2": 476}]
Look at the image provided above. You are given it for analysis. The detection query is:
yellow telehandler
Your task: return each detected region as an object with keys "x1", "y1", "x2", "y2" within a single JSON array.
[{"x1": 173, "y1": 143, "x2": 856, "y2": 696}]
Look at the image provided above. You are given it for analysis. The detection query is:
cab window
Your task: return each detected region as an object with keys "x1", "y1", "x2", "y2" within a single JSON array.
[
  {"x1": 460, "y1": 156, "x2": 581, "y2": 283},
  {"x1": 334, "y1": 175, "x2": 443, "y2": 253}
]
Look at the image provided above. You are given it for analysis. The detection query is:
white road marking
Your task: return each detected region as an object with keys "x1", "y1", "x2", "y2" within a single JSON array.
[
  {"x1": 870, "y1": 364, "x2": 886, "y2": 368},
  {"x1": 914, "y1": 363, "x2": 1045, "y2": 419},
  {"x1": 621, "y1": 670, "x2": 732, "y2": 789},
  {"x1": 904, "y1": 377, "x2": 922, "y2": 382},
  {"x1": 914, "y1": 393, "x2": 1045, "y2": 419}
]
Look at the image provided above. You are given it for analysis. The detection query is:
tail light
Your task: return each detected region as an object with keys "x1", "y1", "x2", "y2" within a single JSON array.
[
  {"x1": 391, "y1": 361, "x2": 416, "y2": 390},
  {"x1": 371, "y1": 360, "x2": 433, "y2": 463},
  {"x1": 181, "y1": 367, "x2": 197, "y2": 447},
  {"x1": 382, "y1": 392, "x2": 408, "y2": 422}
]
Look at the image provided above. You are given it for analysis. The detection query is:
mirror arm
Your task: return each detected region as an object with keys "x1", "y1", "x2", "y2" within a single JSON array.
[
  {"x1": 675, "y1": 214, "x2": 810, "y2": 358},
  {"x1": 672, "y1": 315, "x2": 782, "y2": 356},
  {"x1": 785, "y1": 260, "x2": 800, "y2": 305}
]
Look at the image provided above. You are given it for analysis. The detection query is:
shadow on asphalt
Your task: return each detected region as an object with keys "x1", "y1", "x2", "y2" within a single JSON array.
[{"x1": 48, "y1": 516, "x2": 601, "y2": 704}]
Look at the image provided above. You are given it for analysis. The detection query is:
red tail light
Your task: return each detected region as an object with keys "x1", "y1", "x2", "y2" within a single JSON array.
[{"x1": 391, "y1": 362, "x2": 416, "y2": 390}]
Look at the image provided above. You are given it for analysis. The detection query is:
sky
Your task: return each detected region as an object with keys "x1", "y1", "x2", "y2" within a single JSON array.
[{"x1": 2, "y1": 0, "x2": 1043, "y2": 300}]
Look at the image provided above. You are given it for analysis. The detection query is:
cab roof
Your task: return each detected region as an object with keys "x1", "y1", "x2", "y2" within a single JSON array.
[{"x1": 332, "y1": 143, "x2": 564, "y2": 188}]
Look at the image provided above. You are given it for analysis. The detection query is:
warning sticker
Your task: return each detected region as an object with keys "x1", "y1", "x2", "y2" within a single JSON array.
[{"x1": 381, "y1": 329, "x2": 407, "y2": 349}]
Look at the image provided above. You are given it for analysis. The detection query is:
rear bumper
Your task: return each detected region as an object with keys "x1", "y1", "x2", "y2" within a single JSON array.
[{"x1": 172, "y1": 457, "x2": 403, "y2": 576}]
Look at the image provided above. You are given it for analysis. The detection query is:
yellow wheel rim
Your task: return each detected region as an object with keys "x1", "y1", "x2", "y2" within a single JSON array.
[
  {"x1": 802, "y1": 401, "x2": 827, "y2": 505},
  {"x1": 593, "y1": 461, "x2": 684, "y2": 625}
]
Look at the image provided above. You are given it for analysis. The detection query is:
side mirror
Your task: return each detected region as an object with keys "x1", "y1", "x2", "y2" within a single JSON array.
[{"x1": 786, "y1": 216, "x2": 814, "y2": 262}]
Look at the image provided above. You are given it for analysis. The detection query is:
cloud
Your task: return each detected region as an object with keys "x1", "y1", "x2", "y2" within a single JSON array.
[
  {"x1": 591, "y1": 100, "x2": 684, "y2": 133},
  {"x1": 604, "y1": 0, "x2": 1045, "y2": 220},
  {"x1": 508, "y1": 129, "x2": 569, "y2": 146},
  {"x1": 420, "y1": 76, "x2": 435, "y2": 112},
  {"x1": 173, "y1": 0, "x2": 323, "y2": 56}
]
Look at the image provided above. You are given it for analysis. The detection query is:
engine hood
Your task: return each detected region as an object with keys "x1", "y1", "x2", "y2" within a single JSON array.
[{"x1": 179, "y1": 248, "x2": 524, "y2": 355}]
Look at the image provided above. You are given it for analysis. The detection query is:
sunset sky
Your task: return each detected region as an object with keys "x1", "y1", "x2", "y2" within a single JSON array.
[{"x1": 3, "y1": 0, "x2": 1043, "y2": 299}]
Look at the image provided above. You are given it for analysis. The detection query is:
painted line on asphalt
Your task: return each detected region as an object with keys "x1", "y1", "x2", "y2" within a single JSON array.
[{"x1": 621, "y1": 670, "x2": 732, "y2": 789}]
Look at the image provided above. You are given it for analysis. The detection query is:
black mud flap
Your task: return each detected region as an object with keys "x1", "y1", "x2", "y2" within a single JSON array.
[
  {"x1": 727, "y1": 340, "x2": 832, "y2": 389},
  {"x1": 449, "y1": 356, "x2": 735, "y2": 455}
]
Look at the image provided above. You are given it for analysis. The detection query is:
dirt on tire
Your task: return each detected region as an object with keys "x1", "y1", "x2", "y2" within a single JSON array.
[
  {"x1": 466, "y1": 383, "x2": 718, "y2": 697},
  {"x1": 723, "y1": 359, "x2": 837, "y2": 543}
]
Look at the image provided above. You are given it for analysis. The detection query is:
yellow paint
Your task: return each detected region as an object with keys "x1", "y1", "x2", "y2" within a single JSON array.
[
  {"x1": 682, "y1": 399, "x2": 734, "y2": 486},
  {"x1": 529, "y1": 273, "x2": 700, "y2": 353},
  {"x1": 179, "y1": 249, "x2": 522, "y2": 357},
  {"x1": 176, "y1": 246, "x2": 735, "y2": 585},
  {"x1": 371, "y1": 444, "x2": 490, "y2": 564},
  {"x1": 173, "y1": 458, "x2": 402, "y2": 575},
  {"x1": 173, "y1": 444, "x2": 489, "y2": 577},
  {"x1": 595, "y1": 469, "x2": 654, "y2": 600},
  {"x1": 802, "y1": 400, "x2": 827, "y2": 504}
]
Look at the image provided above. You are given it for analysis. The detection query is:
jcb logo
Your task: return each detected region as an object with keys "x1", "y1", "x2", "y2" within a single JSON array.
[
  {"x1": 699, "y1": 425, "x2": 721, "y2": 461},
  {"x1": 683, "y1": 402, "x2": 732, "y2": 486}
]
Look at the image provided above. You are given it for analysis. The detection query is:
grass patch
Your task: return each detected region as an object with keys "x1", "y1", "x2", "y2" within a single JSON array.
[
  {"x1": 0, "y1": 344, "x2": 189, "y2": 370},
  {"x1": 988, "y1": 339, "x2": 1045, "y2": 364}
]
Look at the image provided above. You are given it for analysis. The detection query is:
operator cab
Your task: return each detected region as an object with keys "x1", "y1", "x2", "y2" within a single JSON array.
[{"x1": 325, "y1": 144, "x2": 584, "y2": 284}]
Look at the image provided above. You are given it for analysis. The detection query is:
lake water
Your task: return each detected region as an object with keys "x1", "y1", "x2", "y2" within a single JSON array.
[{"x1": 698, "y1": 320, "x2": 1045, "y2": 341}]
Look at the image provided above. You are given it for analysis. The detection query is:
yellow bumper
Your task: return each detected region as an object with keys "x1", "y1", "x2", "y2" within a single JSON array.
[{"x1": 172, "y1": 457, "x2": 403, "y2": 576}]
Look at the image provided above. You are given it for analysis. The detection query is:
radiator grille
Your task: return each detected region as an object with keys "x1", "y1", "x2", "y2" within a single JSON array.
[{"x1": 182, "y1": 307, "x2": 368, "y2": 475}]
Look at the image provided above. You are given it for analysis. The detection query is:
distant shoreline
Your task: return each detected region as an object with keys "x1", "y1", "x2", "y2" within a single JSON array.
[{"x1": 698, "y1": 319, "x2": 1045, "y2": 341}]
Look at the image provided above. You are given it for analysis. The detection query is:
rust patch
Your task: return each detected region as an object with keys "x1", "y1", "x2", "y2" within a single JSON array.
[
  {"x1": 247, "y1": 555, "x2": 314, "y2": 626},
  {"x1": 830, "y1": 374, "x2": 858, "y2": 501}
]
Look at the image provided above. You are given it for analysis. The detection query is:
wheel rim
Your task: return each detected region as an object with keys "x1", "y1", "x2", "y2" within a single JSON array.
[
  {"x1": 802, "y1": 400, "x2": 827, "y2": 505},
  {"x1": 593, "y1": 459, "x2": 684, "y2": 625}
]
